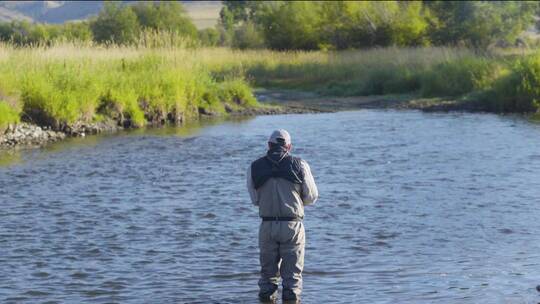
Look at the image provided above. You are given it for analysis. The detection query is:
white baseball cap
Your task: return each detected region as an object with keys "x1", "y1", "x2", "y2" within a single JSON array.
[{"x1": 268, "y1": 129, "x2": 291, "y2": 145}]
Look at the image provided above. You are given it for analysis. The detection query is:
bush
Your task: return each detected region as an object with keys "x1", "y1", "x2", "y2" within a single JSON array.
[
  {"x1": 219, "y1": 79, "x2": 258, "y2": 108},
  {"x1": 59, "y1": 22, "x2": 93, "y2": 43},
  {"x1": 222, "y1": 1, "x2": 537, "y2": 51},
  {"x1": 90, "y1": 2, "x2": 140, "y2": 45},
  {"x1": 420, "y1": 57, "x2": 502, "y2": 97},
  {"x1": 132, "y1": 2, "x2": 197, "y2": 39},
  {"x1": 232, "y1": 22, "x2": 265, "y2": 49},
  {"x1": 489, "y1": 54, "x2": 540, "y2": 112},
  {"x1": 199, "y1": 28, "x2": 220, "y2": 47}
]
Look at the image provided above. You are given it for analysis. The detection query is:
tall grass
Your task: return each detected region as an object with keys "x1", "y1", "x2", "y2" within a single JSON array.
[
  {"x1": 0, "y1": 43, "x2": 539, "y2": 132},
  {"x1": 198, "y1": 47, "x2": 478, "y2": 95},
  {"x1": 0, "y1": 101, "x2": 20, "y2": 131},
  {"x1": 487, "y1": 54, "x2": 540, "y2": 113},
  {"x1": 0, "y1": 43, "x2": 258, "y2": 130},
  {"x1": 198, "y1": 46, "x2": 540, "y2": 113}
]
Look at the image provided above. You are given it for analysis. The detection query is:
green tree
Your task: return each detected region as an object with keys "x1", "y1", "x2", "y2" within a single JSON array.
[
  {"x1": 218, "y1": 0, "x2": 267, "y2": 47},
  {"x1": 426, "y1": 1, "x2": 537, "y2": 48},
  {"x1": 0, "y1": 21, "x2": 49, "y2": 46},
  {"x1": 390, "y1": 2, "x2": 430, "y2": 46},
  {"x1": 131, "y1": 2, "x2": 197, "y2": 38},
  {"x1": 232, "y1": 22, "x2": 265, "y2": 49},
  {"x1": 60, "y1": 21, "x2": 93, "y2": 42},
  {"x1": 254, "y1": 1, "x2": 321, "y2": 50},
  {"x1": 90, "y1": 2, "x2": 139, "y2": 44},
  {"x1": 199, "y1": 28, "x2": 220, "y2": 46},
  {"x1": 246, "y1": 1, "x2": 430, "y2": 50},
  {"x1": 218, "y1": 6, "x2": 235, "y2": 31},
  {"x1": 0, "y1": 22, "x2": 15, "y2": 43},
  {"x1": 221, "y1": 1, "x2": 263, "y2": 26}
]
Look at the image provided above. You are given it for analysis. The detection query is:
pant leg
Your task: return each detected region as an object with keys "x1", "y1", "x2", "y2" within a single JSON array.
[
  {"x1": 258, "y1": 222, "x2": 280, "y2": 295},
  {"x1": 278, "y1": 221, "x2": 305, "y2": 297}
]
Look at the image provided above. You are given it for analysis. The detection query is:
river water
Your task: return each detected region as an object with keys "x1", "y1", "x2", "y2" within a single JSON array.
[{"x1": 1, "y1": 110, "x2": 540, "y2": 304}]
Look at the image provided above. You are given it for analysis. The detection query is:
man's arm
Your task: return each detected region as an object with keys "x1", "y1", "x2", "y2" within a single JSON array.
[
  {"x1": 246, "y1": 166, "x2": 259, "y2": 206},
  {"x1": 301, "y1": 160, "x2": 318, "y2": 205}
]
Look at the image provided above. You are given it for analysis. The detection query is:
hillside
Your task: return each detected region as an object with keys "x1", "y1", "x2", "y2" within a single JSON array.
[{"x1": 0, "y1": 1, "x2": 221, "y2": 28}]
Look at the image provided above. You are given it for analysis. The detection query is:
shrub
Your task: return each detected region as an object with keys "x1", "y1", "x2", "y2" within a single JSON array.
[
  {"x1": 219, "y1": 79, "x2": 258, "y2": 107},
  {"x1": 420, "y1": 57, "x2": 502, "y2": 97},
  {"x1": 90, "y1": 2, "x2": 140, "y2": 45},
  {"x1": 490, "y1": 54, "x2": 540, "y2": 112},
  {"x1": 232, "y1": 22, "x2": 265, "y2": 49},
  {"x1": 199, "y1": 28, "x2": 220, "y2": 47}
]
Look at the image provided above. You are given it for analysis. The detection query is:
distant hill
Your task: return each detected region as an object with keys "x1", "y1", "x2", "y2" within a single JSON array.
[{"x1": 0, "y1": 1, "x2": 221, "y2": 28}]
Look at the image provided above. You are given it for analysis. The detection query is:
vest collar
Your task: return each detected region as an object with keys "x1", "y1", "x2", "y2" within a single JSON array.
[{"x1": 266, "y1": 146, "x2": 289, "y2": 164}]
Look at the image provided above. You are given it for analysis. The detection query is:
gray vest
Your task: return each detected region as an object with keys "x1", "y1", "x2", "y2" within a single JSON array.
[{"x1": 251, "y1": 150, "x2": 304, "y2": 189}]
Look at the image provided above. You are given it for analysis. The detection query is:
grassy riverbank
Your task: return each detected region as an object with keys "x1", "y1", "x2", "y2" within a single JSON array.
[
  {"x1": 0, "y1": 44, "x2": 259, "y2": 133},
  {"x1": 2, "y1": 45, "x2": 540, "y2": 134},
  {"x1": 205, "y1": 47, "x2": 540, "y2": 114}
]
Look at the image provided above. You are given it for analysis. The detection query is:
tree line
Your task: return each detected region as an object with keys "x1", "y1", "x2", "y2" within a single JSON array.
[
  {"x1": 0, "y1": 2, "x2": 197, "y2": 46},
  {"x1": 219, "y1": 1, "x2": 540, "y2": 50},
  {"x1": 0, "y1": 1, "x2": 538, "y2": 50}
]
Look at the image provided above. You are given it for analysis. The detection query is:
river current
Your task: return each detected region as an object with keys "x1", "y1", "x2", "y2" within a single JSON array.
[{"x1": 1, "y1": 110, "x2": 540, "y2": 303}]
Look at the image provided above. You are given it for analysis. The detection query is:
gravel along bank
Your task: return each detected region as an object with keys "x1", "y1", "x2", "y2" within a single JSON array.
[
  {"x1": 0, "y1": 103, "x2": 321, "y2": 150},
  {"x1": 0, "y1": 123, "x2": 65, "y2": 149}
]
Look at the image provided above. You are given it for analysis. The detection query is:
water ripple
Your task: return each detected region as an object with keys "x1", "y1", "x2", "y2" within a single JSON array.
[{"x1": 1, "y1": 111, "x2": 540, "y2": 303}]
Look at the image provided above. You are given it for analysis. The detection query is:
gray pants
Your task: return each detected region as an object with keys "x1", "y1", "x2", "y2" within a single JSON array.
[{"x1": 258, "y1": 221, "x2": 305, "y2": 296}]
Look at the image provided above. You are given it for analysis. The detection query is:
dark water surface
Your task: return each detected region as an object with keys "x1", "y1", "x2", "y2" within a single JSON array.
[{"x1": 2, "y1": 110, "x2": 540, "y2": 303}]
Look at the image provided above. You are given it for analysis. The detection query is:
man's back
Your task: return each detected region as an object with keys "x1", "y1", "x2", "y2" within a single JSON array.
[
  {"x1": 248, "y1": 154, "x2": 317, "y2": 217},
  {"x1": 246, "y1": 129, "x2": 318, "y2": 303}
]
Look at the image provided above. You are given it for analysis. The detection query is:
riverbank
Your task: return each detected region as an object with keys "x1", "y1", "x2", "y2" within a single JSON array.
[
  {"x1": 0, "y1": 102, "x2": 322, "y2": 149},
  {"x1": 3, "y1": 45, "x2": 540, "y2": 149},
  {"x1": 0, "y1": 87, "x2": 531, "y2": 150},
  {"x1": 0, "y1": 123, "x2": 65, "y2": 148}
]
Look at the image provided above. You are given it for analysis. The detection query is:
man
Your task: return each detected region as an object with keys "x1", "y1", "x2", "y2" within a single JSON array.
[{"x1": 247, "y1": 129, "x2": 319, "y2": 303}]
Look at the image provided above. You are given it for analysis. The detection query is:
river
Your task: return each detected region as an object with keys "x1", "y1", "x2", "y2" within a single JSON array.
[{"x1": 1, "y1": 110, "x2": 540, "y2": 303}]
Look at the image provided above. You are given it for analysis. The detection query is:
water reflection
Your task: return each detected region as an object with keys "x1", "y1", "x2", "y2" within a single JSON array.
[{"x1": 0, "y1": 150, "x2": 22, "y2": 167}]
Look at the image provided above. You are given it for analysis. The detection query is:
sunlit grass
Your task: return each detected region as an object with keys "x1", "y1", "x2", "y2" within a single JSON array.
[
  {"x1": 0, "y1": 43, "x2": 258, "y2": 129},
  {"x1": 0, "y1": 43, "x2": 539, "y2": 131}
]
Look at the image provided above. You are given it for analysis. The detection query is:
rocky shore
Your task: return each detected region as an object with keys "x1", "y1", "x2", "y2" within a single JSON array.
[
  {"x1": 62, "y1": 120, "x2": 122, "y2": 137},
  {"x1": 0, "y1": 123, "x2": 66, "y2": 149},
  {"x1": 0, "y1": 120, "x2": 122, "y2": 149},
  {"x1": 0, "y1": 103, "x2": 319, "y2": 150}
]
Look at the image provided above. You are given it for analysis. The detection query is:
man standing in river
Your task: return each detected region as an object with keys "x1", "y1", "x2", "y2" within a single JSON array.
[{"x1": 247, "y1": 129, "x2": 319, "y2": 303}]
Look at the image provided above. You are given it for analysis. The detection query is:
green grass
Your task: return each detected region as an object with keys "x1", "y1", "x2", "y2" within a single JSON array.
[
  {"x1": 0, "y1": 43, "x2": 260, "y2": 130},
  {"x1": 200, "y1": 46, "x2": 540, "y2": 114},
  {"x1": 1, "y1": 44, "x2": 540, "y2": 133},
  {"x1": 487, "y1": 54, "x2": 540, "y2": 113},
  {"x1": 420, "y1": 57, "x2": 506, "y2": 97},
  {"x1": 206, "y1": 47, "x2": 476, "y2": 96},
  {"x1": 0, "y1": 101, "x2": 20, "y2": 131}
]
